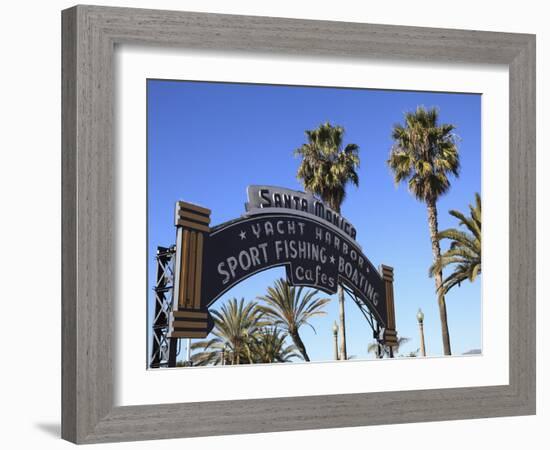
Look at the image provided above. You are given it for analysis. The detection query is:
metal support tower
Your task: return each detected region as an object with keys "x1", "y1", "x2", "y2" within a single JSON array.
[{"x1": 149, "y1": 246, "x2": 179, "y2": 368}]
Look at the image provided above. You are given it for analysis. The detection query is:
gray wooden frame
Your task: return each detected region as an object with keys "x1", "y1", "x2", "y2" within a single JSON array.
[{"x1": 62, "y1": 4, "x2": 536, "y2": 444}]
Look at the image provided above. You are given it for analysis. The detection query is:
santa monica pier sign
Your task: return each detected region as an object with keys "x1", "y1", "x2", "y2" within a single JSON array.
[{"x1": 167, "y1": 185, "x2": 398, "y2": 348}]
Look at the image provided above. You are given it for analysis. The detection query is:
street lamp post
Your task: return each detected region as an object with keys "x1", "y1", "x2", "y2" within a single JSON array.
[
  {"x1": 332, "y1": 322, "x2": 339, "y2": 360},
  {"x1": 186, "y1": 338, "x2": 191, "y2": 362},
  {"x1": 417, "y1": 308, "x2": 426, "y2": 357}
]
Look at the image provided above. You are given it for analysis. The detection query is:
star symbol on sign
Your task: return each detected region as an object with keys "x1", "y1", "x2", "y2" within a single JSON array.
[
  {"x1": 239, "y1": 230, "x2": 247, "y2": 240},
  {"x1": 330, "y1": 255, "x2": 336, "y2": 264}
]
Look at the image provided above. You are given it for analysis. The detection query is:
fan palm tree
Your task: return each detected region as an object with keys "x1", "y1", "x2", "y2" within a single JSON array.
[
  {"x1": 245, "y1": 327, "x2": 302, "y2": 364},
  {"x1": 295, "y1": 122, "x2": 360, "y2": 360},
  {"x1": 190, "y1": 298, "x2": 267, "y2": 366},
  {"x1": 388, "y1": 106, "x2": 459, "y2": 356},
  {"x1": 257, "y1": 278, "x2": 331, "y2": 361},
  {"x1": 368, "y1": 336, "x2": 411, "y2": 358},
  {"x1": 429, "y1": 193, "x2": 481, "y2": 295}
]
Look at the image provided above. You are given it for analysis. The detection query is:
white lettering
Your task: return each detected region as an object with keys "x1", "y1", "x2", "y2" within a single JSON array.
[
  {"x1": 251, "y1": 223, "x2": 261, "y2": 239},
  {"x1": 275, "y1": 241, "x2": 284, "y2": 260},
  {"x1": 238, "y1": 250, "x2": 252, "y2": 271},
  {"x1": 217, "y1": 262, "x2": 230, "y2": 285},
  {"x1": 227, "y1": 256, "x2": 238, "y2": 278}
]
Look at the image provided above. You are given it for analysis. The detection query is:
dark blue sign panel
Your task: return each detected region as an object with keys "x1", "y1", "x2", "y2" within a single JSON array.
[{"x1": 201, "y1": 213, "x2": 387, "y2": 326}]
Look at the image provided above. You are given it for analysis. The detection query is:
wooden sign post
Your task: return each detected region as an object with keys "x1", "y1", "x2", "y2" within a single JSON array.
[
  {"x1": 169, "y1": 201, "x2": 212, "y2": 339},
  {"x1": 380, "y1": 265, "x2": 398, "y2": 354}
]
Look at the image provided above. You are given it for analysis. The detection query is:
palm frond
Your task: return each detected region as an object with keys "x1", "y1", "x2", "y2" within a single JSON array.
[
  {"x1": 368, "y1": 336, "x2": 410, "y2": 357},
  {"x1": 295, "y1": 122, "x2": 360, "y2": 212},
  {"x1": 388, "y1": 106, "x2": 459, "y2": 203},
  {"x1": 190, "y1": 297, "x2": 267, "y2": 366},
  {"x1": 256, "y1": 278, "x2": 330, "y2": 361},
  {"x1": 429, "y1": 193, "x2": 482, "y2": 295}
]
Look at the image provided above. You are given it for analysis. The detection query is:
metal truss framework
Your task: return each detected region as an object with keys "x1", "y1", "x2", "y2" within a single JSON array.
[{"x1": 149, "y1": 246, "x2": 179, "y2": 368}]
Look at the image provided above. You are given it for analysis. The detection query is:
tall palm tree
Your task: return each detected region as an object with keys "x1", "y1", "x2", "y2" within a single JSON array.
[
  {"x1": 190, "y1": 298, "x2": 267, "y2": 366},
  {"x1": 295, "y1": 122, "x2": 360, "y2": 360},
  {"x1": 388, "y1": 106, "x2": 460, "y2": 356},
  {"x1": 245, "y1": 327, "x2": 302, "y2": 364},
  {"x1": 257, "y1": 278, "x2": 330, "y2": 361},
  {"x1": 430, "y1": 193, "x2": 481, "y2": 295}
]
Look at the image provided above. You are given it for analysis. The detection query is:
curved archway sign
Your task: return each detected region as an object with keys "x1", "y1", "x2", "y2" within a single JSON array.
[{"x1": 168, "y1": 186, "x2": 398, "y2": 349}]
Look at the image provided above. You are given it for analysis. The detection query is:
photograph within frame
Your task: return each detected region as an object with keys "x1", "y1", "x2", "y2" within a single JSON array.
[{"x1": 146, "y1": 79, "x2": 482, "y2": 369}]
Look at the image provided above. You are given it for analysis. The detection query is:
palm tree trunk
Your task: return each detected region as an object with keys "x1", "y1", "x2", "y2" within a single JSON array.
[
  {"x1": 291, "y1": 331, "x2": 310, "y2": 362},
  {"x1": 235, "y1": 344, "x2": 240, "y2": 364},
  {"x1": 337, "y1": 285, "x2": 347, "y2": 360},
  {"x1": 426, "y1": 198, "x2": 452, "y2": 355},
  {"x1": 245, "y1": 344, "x2": 254, "y2": 364},
  {"x1": 332, "y1": 204, "x2": 349, "y2": 361}
]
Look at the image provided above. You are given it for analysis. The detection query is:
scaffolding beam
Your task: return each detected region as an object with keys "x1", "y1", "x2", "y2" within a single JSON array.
[{"x1": 149, "y1": 246, "x2": 179, "y2": 368}]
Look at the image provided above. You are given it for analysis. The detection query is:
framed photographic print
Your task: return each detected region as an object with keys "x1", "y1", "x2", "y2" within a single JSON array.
[{"x1": 62, "y1": 5, "x2": 535, "y2": 444}]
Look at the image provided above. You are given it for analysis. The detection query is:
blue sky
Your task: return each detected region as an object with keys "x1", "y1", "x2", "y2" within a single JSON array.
[{"x1": 147, "y1": 79, "x2": 481, "y2": 363}]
